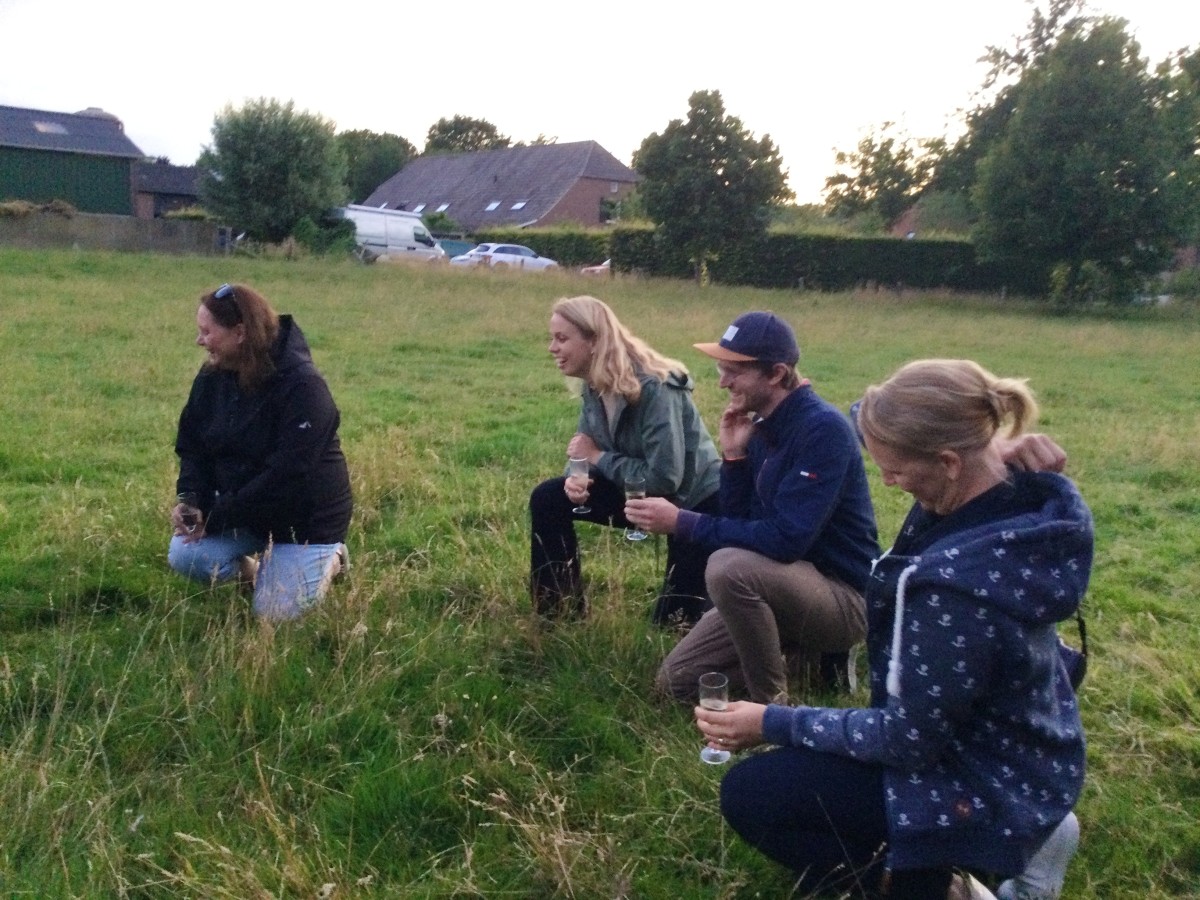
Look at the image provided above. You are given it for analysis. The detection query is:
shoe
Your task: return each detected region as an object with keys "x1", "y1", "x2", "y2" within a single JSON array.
[
  {"x1": 996, "y1": 813, "x2": 1080, "y2": 900},
  {"x1": 238, "y1": 554, "x2": 259, "y2": 598},
  {"x1": 317, "y1": 544, "x2": 348, "y2": 596},
  {"x1": 949, "y1": 873, "x2": 998, "y2": 900}
]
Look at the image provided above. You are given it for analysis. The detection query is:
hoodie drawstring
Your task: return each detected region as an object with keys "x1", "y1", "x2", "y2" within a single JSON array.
[{"x1": 887, "y1": 563, "x2": 918, "y2": 698}]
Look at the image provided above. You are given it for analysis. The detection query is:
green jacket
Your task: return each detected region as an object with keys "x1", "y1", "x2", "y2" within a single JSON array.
[{"x1": 577, "y1": 371, "x2": 720, "y2": 510}]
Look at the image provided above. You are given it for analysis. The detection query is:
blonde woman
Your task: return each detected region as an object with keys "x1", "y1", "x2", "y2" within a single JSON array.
[
  {"x1": 696, "y1": 359, "x2": 1091, "y2": 899},
  {"x1": 531, "y1": 296, "x2": 721, "y2": 622}
]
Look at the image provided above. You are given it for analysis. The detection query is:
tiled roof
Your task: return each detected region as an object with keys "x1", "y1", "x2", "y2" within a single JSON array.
[
  {"x1": 363, "y1": 140, "x2": 639, "y2": 230},
  {"x1": 133, "y1": 161, "x2": 201, "y2": 196},
  {"x1": 0, "y1": 104, "x2": 145, "y2": 158}
]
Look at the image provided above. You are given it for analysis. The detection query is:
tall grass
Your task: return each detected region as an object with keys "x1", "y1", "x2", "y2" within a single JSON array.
[{"x1": 1, "y1": 248, "x2": 1198, "y2": 897}]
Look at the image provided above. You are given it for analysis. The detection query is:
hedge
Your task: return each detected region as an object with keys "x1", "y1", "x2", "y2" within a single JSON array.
[{"x1": 469, "y1": 225, "x2": 1048, "y2": 296}]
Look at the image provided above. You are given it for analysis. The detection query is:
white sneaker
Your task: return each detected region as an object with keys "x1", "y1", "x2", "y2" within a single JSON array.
[
  {"x1": 996, "y1": 813, "x2": 1080, "y2": 900},
  {"x1": 317, "y1": 544, "x2": 349, "y2": 596},
  {"x1": 949, "y1": 873, "x2": 999, "y2": 899}
]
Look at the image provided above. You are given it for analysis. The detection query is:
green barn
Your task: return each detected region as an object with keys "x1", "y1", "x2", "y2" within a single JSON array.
[{"x1": 0, "y1": 104, "x2": 145, "y2": 215}]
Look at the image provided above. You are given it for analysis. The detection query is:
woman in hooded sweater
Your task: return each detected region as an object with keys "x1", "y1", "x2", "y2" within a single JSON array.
[
  {"x1": 168, "y1": 283, "x2": 353, "y2": 621},
  {"x1": 695, "y1": 359, "x2": 1092, "y2": 899}
]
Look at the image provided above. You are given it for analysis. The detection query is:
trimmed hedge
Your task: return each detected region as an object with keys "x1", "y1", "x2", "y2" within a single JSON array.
[{"x1": 470, "y1": 225, "x2": 1048, "y2": 296}]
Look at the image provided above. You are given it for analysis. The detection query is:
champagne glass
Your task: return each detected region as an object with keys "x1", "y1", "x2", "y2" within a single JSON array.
[
  {"x1": 624, "y1": 476, "x2": 648, "y2": 541},
  {"x1": 568, "y1": 457, "x2": 591, "y2": 514},
  {"x1": 698, "y1": 672, "x2": 732, "y2": 764},
  {"x1": 176, "y1": 492, "x2": 202, "y2": 535}
]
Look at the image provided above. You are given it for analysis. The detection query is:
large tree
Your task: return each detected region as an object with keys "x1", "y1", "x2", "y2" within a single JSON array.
[
  {"x1": 424, "y1": 115, "x2": 510, "y2": 154},
  {"x1": 1154, "y1": 46, "x2": 1200, "y2": 245},
  {"x1": 823, "y1": 123, "x2": 939, "y2": 228},
  {"x1": 928, "y1": 1, "x2": 1088, "y2": 201},
  {"x1": 336, "y1": 129, "x2": 417, "y2": 204},
  {"x1": 198, "y1": 98, "x2": 347, "y2": 243},
  {"x1": 972, "y1": 17, "x2": 1177, "y2": 298},
  {"x1": 634, "y1": 90, "x2": 791, "y2": 279}
]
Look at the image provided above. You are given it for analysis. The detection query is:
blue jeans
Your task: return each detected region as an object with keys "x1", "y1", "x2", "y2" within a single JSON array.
[
  {"x1": 168, "y1": 531, "x2": 345, "y2": 620},
  {"x1": 720, "y1": 746, "x2": 953, "y2": 899}
]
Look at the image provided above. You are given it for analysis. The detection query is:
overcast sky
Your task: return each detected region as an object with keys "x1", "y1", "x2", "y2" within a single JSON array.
[{"x1": 1, "y1": 0, "x2": 1196, "y2": 203}]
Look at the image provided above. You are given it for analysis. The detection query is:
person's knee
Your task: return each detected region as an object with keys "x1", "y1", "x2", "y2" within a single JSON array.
[
  {"x1": 704, "y1": 547, "x2": 741, "y2": 596},
  {"x1": 655, "y1": 659, "x2": 698, "y2": 704},
  {"x1": 168, "y1": 537, "x2": 203, "y2": 578},
  {"x1": 719, "y1": 761, "x2": 758, "y2": 832},
  {"x1": 529, "y1": 477, "x2": 565, "y2": 514}
]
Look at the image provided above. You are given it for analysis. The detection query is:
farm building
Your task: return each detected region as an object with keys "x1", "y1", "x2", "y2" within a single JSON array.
[
  {"x1": 0, "y1": 104, "x2": 145, "y2": 215},
  {"x1": 364, "y1": 140, "x2": 639, "y2": 232}
]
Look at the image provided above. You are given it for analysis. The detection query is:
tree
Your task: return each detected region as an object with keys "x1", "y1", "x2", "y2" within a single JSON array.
[
  {"x1": 823, "y1": 123, "x2": 939, "y2": 228},
  {"x1": 1154, "y1": 46, "x2": 1200, "y2": 245},
  {"x1": 633, "y1": 90, "x2": 792, "y2": 280},
  {"x1": 198, "y1": 98, "x2": 347, "y2": 243},
  {"x1": 972, "y1": 18, "x2": 1177, "y2": 300},
  {"x1": 928, "y1": 0, "x2": 1087, "y2": 201},
  {"x1": 424, "y1": 116, "x2": 510, "y2": 154},
  {"x1": 336, "y1": 129, "x2": 417, "y2": 204}
]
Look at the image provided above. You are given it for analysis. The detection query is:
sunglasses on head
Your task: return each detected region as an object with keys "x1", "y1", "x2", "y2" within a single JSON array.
[{"x1": 214, "y1": 283, "x2": 235, "y2": 300}]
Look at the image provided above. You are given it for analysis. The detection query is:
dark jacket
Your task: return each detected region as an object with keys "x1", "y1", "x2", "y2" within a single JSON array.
[
  {"x1": 175, "y1": 315, "x2": 352, "y2": 544},
  {"x1": 675, "y1": 384, "x2": 879, "y2": 592},
  {"x1": 578, "y1": 371, "x2": 720, "y2": 510},
  {"x1": 762, "y1": 470, "x2": 1093, "y2": 877}
]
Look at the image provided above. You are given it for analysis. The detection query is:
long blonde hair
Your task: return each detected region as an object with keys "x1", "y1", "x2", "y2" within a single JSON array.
[
  {"x1": 857, "y1": 358, "x2": 1038, "y2": 457},
  {"x1": 551, "y1": 296, "x2": 687, "y2": 403}
]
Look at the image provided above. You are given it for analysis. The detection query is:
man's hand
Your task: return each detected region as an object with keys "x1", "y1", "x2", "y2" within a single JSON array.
[
  {"x1": 998, "y1": 433, "x2": 1067, "y2": 473},
  {"x1": 718, "y1": 403, "x2": 755, "y2": 459},
  {"x1": 624, "y1": 496, "x2": 681, "y2": 535}
]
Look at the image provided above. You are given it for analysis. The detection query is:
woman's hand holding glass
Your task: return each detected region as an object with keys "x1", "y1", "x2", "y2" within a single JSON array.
[
  {"x1": 172, "y1": 492, "x2": 206, "y2": 542},
  {"x1": 567, "y1": 457, "x2": 592, "y2": 514},
  {"x1": 694, "y1": 696, "x2": 768, "y2": 759}
]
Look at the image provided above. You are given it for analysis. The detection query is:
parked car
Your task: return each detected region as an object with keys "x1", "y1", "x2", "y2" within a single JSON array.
[
  {"x1": 336, "y1": 205, "x2": 446, "y2": 263},
  {"x1": 581, "y1": 259, "x2": 611, "y2": 276},
  {"x1": 450, "y1": 243, "x2": 558, "y2": 271}
]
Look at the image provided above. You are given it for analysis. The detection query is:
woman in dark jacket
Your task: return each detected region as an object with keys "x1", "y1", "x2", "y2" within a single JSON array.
[
  {"x1": 168, "y1": 283, "x2": 353, "y2": 620},
  {"x1": 694, "y1": 359, "x2": 1092, "y2": 899}
]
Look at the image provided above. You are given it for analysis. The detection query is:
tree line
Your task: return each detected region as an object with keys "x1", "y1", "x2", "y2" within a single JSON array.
[{"x1": 196, "y1": 0, "x2": 1198, "y2": 303}]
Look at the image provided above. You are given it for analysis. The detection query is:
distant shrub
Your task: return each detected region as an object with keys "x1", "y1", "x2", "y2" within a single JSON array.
[
  {"x1": 164, "y1": 206, "x2": 211, "y2": 221},
  {"x1": 0, "y1": 200, "x2": 39, "y2": 218},
  {"x1": 0, "y1": 199, "x2": 76, "y2": 218}
]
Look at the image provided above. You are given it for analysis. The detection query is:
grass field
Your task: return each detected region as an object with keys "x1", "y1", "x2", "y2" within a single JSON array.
[{"x1": 1, "y1": 248, "x2": 1198, "y2": 898}]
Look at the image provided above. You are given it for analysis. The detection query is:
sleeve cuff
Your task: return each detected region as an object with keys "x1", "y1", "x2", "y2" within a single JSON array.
[{"x1": 762, "y1": 703, "x2": 800, "y2": 746}]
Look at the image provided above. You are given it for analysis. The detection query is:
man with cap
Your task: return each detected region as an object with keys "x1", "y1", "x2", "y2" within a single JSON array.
[{"x1": 625, "y1": 310, "x2": 880, "y2": 705}]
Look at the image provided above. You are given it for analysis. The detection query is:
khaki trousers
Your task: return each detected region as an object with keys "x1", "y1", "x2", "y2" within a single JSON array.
[{"x1": 655, "y1": 547, "x2": 866, "y2": 705}]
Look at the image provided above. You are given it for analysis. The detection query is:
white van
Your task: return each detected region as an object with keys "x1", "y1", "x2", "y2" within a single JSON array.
[{"x1": 337, "y1": 205, "x2": 447, "y2": 262}]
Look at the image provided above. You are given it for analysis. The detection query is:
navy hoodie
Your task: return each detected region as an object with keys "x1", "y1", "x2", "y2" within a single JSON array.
[
  {"x1": 762, "y1": 470, "x2": 1092, "y2": 877},
  {"x1": 175, "y1": 314, "x2": 352, "y2": 544}
]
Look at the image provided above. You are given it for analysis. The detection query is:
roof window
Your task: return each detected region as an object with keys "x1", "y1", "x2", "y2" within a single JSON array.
[
  {"x1": 511, "y1": 200, "x2": 528, "y2": 210},
  {"x1": 413, "y1": 203, "x2": 426, "y2": 213},
  {"x1": 436, "y1": 203, "x2": 450, "y2": 212},
  {"x1": 485, "y1": 201, "x2": 501, "y2": 211},
  {"x1": 34, "y1": 121, "x2": 68, "y2": 134}
]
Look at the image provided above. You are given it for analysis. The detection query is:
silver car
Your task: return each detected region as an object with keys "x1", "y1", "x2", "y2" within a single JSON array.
[{"x1": 450, "y1": 243, "x2": 558, "y2": 271}]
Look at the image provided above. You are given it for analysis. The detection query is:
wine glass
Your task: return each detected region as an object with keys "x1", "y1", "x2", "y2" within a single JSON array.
[
  {"x1": 176, "y1": 492, "x2": 202, "y2": 535},
  {"x1": 568, "y1": 457, "x2": 591, "y2": 514},
  {"x1": 624, "y1": 476, "x2": 648, "y2": 541},
  {"x1": 698, "y1": 672, "x2": 732, "y2": 765}
]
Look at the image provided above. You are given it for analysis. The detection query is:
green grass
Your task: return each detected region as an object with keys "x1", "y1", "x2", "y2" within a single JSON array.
[{"x1": 1, "y1": 248, "x2": 1198, "y2": 897}]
